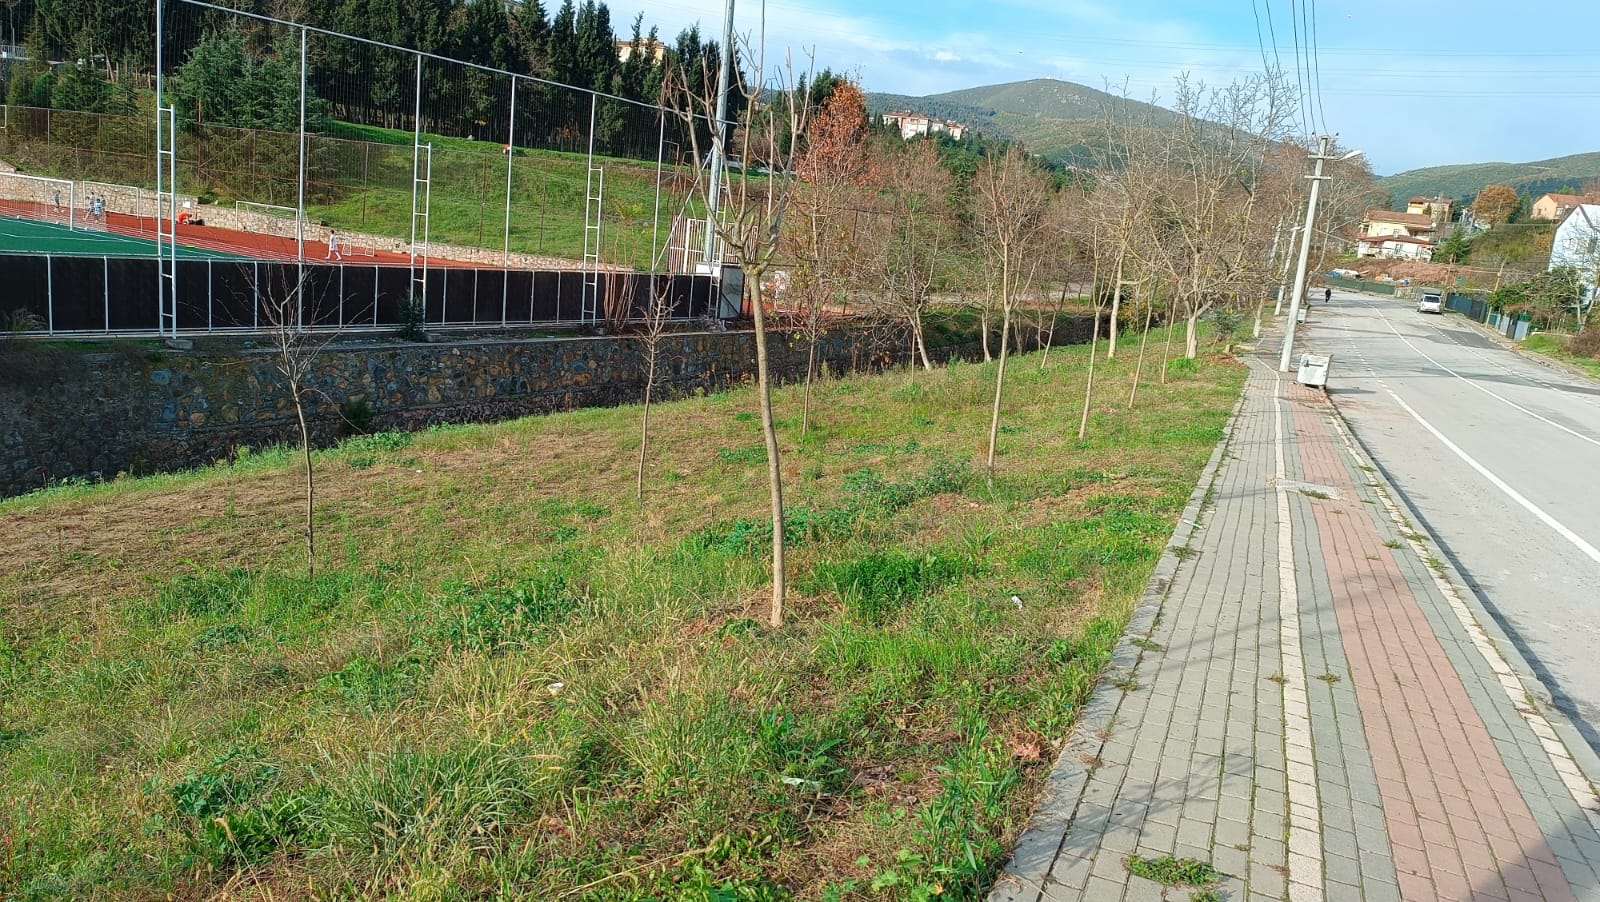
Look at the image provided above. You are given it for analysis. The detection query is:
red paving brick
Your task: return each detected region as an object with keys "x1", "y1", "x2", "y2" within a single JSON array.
[{"x1": 1285, "y1": 392, "x2": 1576, "y2": 901}]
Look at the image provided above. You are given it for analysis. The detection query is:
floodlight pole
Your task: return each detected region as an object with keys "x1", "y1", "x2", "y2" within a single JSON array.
[
  {"x1": 1279, "y1": 134, "x2": 1335, "y2": 372},
  {"x1": 704, "y1": 0, "x2": 735, "y2": 268},
  {"x1": 503, "y1": 77, "x2": 516, "y2": 327}
]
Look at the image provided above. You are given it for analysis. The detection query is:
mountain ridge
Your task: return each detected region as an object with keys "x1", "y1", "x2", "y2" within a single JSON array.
[{"x1": 1376, "y1": 151, "x2": 1600, "y2": 210}]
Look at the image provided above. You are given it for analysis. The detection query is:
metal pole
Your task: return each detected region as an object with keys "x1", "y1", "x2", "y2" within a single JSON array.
[
  {"x1": 704, "y1": 0, "x2": 735, "y2": 267},
  {"x1": 46, "y1": 255, "x2": 52, "y2": 334},
  {"x1": 502, "y1": 77, "x2": 516, "y2": 328},
  {"x1": 296, "y1": 25, "x2": 307, "y2": 332},
  {"x1": 154, "y1": 0, "x2": 164, "y2": 330},
  {"x1": 409, "y1": 54, "x2": 423, "y2": 299},
  {"x1": 652, "y1": 109, "x2": 665, "y2": 271},
  {"x1": 1280, "y1": 134, "x2": 1333, "y2": 373}
]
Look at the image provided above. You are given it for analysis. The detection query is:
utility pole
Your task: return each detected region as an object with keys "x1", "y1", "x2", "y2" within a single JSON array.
[
  {"x1": 1280, "y1": 135, "x2": 1345, "y2": 372},
  {"x1": 703, "y1": 0, "x2": 736, "y2": 269},
  {"x1": 1275, "y1": 225, "x2": 1301, "y2": 315}
]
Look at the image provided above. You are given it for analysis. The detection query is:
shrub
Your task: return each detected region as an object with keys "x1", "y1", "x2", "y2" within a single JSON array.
[{"x1": 1570, "y1": 328, "x2": 1600, "y2": 360}]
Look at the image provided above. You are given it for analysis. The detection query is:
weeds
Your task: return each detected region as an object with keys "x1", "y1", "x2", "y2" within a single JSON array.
[{"x1": 1125, "y1": 854, "x2": 1223, "y2": 887}]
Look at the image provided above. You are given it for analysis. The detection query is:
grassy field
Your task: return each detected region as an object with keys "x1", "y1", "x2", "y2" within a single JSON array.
[
  {"x1": 311, "y1": 122, "x2": 709, "y2": 268},
  {"x1": 0, "y1": 334, "x2": 1243, "y2": 900},
  {"x1": 1521, "y1": 332, "x2": 1600, "y2": 381}
]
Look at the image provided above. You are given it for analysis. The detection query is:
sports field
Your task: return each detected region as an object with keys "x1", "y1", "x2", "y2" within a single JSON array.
[{"x1": 0, "y1": 212, "x2": 242, "y2": 259}]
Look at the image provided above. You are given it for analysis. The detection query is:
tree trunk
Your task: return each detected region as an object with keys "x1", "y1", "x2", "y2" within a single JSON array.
[
  {"x1": 1161, "y1": 301, "x2": 1177, "y2": 384},
  {"x1": 1129, "y1": 301, "x2": 1155, "y2": 410},
  {"x1": 1040, "y1": 282, "x2": 1068, "y2": 369},
  {"x1": 636, "y1": 349, "x2": 654, "y2": 501},
  {"x1": 1185, "y1": 310, "x2": 1200, "y2": 359},
  {"x1": 980, "y1": 303, "x2": 993, "y2": 361},
  {"x1": 748, "y1": 273, "x2": 787, "y2": 627},
  {"x1": 293, "y1": 388, "x2": 315, "y2": 581},
  {"x1": 912, "y1": 316, "x2": 933, "y2": 371},
  {"x1": 1079, "y1": 301, "x2": 1101, "y2": 440},
  {"x1": 1108, "y1": 250, "x2": 1125, "y2": 359},
  {"x1": 800, "y1": 332, "x2": 817, "y2": 439},
  {"x1": 986, "y1": 250, "x2": 1012, "y2": 487}
]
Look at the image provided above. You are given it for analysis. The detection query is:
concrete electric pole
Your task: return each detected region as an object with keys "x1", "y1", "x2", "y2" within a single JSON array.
[{"x1": 1280, "y1": 136, "x2": 1362, "y2": 372}]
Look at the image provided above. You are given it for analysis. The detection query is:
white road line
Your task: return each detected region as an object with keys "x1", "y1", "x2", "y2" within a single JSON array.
[
  {"x1": 1371, "y1": 307, "x2": 1600, "y2": 449},
  {"x1": 1385, "y1": 389, "x2": 1600, "y2": 566},
  {"x1": 1269, "y1": 366, "x2": 1325, "y2": 894}
]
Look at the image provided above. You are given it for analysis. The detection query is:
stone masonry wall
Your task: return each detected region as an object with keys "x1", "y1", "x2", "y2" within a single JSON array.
[{"x1": 0, "y1": 317, "x2": 1096, "y2": 498}]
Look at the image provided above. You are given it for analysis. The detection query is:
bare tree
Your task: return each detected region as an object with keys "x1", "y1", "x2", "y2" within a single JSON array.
[
  {"x1": 635, "y1": 278, "x2": 675, "y2": 501},
  {"x1": 868, "y1": 138, "x2": 953, "y2": 372},
  {"x1": 972, "y1": 145, "x2": 1054, "y2": 486},
  {"x1": 667, "y1": 43, "x2": 813, "y2": 627},
  {"x1": 250, "y1": 266, "x2": 343, "y2": 580}
]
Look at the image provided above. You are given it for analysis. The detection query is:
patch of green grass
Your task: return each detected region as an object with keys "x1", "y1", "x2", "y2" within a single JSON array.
[
  {"x1": 1522, "y1": 333, "x2": 1600, "y2": 381},
  {"x1": 0, "y1": 330, "x2": 1243, "y2": 898},
  {"x1": 1125, "y1": 854, "x2": 1224, "y2": 887},
  {"x1": 1130, "y1": 637, "x2": 1164, "y2": 653},
  {"x1": 1384, "y1": 539, "x2": 1404, "y2": 550}
]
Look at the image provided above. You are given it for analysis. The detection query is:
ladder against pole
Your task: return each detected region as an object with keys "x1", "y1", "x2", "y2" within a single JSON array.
[
  {"x1": 410, "y1": 142, "x2": 433, "y2": 315},
  {"x1": 156, "y1": 105, "x2": 179, "y2": 336},
  {"x1": 580, "y1": 165, "x2": 605, "y2": 323}
]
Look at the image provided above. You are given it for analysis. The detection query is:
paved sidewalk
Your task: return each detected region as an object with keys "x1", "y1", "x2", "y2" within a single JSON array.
[{"x1": 991, "y1": 357, "x2": 1600, "y2": 901}]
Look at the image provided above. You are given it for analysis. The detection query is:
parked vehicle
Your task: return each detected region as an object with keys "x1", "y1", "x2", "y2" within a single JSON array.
[{"x1": 1417, "y1": 292, "x2": 1443, "y2": 314}]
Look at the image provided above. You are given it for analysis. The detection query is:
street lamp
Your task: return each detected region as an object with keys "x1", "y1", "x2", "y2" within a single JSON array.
[{"x1": 1280, "y1": 137, "x2": 1363, "y2": 372}]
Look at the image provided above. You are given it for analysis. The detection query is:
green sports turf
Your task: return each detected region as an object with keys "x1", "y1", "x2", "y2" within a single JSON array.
[{"x1": 0, "y1": 214, "x2": 244, "y2": 259}]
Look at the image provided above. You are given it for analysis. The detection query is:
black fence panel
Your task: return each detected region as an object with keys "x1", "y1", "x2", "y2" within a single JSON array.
[
  {"x1": 106, "y1": 259, "x2": 158, "y2": 331},
  {"x1": 375, "y1": 266, "x2": 410, "y2": 326},
  {"x1": 175, "y1": 260, "x2": 212, "y2": 330},
  {"x1": 45, "y1": 256, "x2": 106, "y2": 332},
  {"x1": 505, "y1": 270, "x2": 534, "y2": 323},
  {"x1": 8, "y1": 256, "x2": 715, "y2": 333},
  {"x1": 210, "y1": 261, "x2": 259, "y2": 329}
]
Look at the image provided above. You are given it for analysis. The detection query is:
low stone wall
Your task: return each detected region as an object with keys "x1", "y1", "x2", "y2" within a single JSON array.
[{"x1": 1, "y1": 317, "x2": 1096, "y2": 498}]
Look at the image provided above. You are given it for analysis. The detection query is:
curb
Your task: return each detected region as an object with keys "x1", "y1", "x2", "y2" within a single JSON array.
[
  {"x1": 987, "y1": 376, "x2": 1249, "y2": 902},
  {"x1": 1320, "y1": 389, "x2": 1600, "y2": 796}
]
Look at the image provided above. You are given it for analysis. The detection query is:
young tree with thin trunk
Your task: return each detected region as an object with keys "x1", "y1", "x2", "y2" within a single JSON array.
[
  {"x1": 635, "y1": 278, "x2": 675, "y2": 501},
  {"x1": 667, "y1": 44, "x2": 812, "y2": 628},
  {"x1": 972, "y1": 145, "x2": 1054, "y2": 486},
  {"x1": 869, "y1": 138, "x2": 953, "y2": 372},
  {"x1": 252, "y1": 266, "x2": 341, "y2": 581}
]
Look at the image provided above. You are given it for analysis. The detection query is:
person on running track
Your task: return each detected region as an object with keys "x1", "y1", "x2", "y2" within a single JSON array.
[{"x1": 327, "y1": 231, "x2": 342, "y2": 261}]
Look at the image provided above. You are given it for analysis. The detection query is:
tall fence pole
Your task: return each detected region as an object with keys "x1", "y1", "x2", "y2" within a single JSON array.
[
  {"x1": 652, "y1": 109, "x2": 665, "y2": 271},
  {"x1": 409, "y1": 53, "x2": 423, "y2": 317},
  {"x1": 502, "y1": 77, "x2": 516, "y2": 328},
  {"x1": 296, "y1": 24, "x2": 308, "y2": 330}
]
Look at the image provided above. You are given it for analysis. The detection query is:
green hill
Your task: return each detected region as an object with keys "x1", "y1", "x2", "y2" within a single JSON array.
[
  {"x1": 866, "y1": 78, "x2": 1177, "y2": 165},
  {"x1": 1377, "y1": 151, "x2": 1600, "y2": 210}
]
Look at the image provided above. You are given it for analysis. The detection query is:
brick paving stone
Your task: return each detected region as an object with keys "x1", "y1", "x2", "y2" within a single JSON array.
[{"x1": 988, "y1": 358, "x2": 1600, "y2": 902}]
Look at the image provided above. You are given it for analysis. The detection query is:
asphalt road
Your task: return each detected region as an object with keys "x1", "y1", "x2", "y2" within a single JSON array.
[{"x1": 1294, "y1": 291, "x2": 1600, "y2": 754}]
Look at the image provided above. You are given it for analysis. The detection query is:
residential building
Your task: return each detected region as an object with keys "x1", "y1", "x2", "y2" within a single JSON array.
[
  {"x1": 1357, "y1": 235, "x2": 1436, "y2": 261},
  {"x1": 614, "y1": 39, "x2": 667, "y2": 64},
  {"x1": 1405, "y1": 195, "x2": 1454, "y2": 229},
  {"x1": 880, "y1": 111, "x2": 966, "y2": 141},
  {"x1": 1532, "y1": 192, "x2": 1591, "y2": 222},
  {"x1": 1550, "y1": 204, "x2": 1600, "y2": 306}
]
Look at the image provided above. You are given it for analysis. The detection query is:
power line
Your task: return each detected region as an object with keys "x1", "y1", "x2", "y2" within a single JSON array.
[
  {"x1": 1284, "y1": 0, "x2": 1310, "y2": 139},
  {"x1": 1249, "y1": 0, "x2": 1274, "y2": 75},
  {"x1": 1306, "y1": 0, "x2": 1328, "y2": 133}
]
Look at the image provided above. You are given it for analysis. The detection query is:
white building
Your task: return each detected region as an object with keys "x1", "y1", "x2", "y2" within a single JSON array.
[
  {"x1": 880, "y1": 111, "x2": 966, "y2": 142},
  {"x1": 1550, "y1": 204, "x2": 1600, "y2": 307},
  {"x1": 1356, "y1": 235, "x2": 1435, "y2": 261}
]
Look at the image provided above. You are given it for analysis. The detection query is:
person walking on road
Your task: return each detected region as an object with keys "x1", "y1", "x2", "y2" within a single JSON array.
[{"x1": 1324, "y1": 286, "x2": 1333, "y2": 304}]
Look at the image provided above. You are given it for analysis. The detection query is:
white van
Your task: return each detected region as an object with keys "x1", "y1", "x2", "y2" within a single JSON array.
[{"x1": 1417, "y1": 292, "x2": 1443, "y2": 314}]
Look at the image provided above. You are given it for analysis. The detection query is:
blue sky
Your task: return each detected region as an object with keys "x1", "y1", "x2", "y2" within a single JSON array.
[{"x1": 638, "y1": 0, "x2": 1600, "y2": 175}]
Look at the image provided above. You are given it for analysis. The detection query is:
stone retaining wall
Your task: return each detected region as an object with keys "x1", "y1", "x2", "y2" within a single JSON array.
[{"x1": 0, "y1": 316, "x2": 1096, "y2": 498}]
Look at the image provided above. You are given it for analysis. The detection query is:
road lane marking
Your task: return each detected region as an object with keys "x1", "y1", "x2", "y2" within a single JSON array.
[
  {"x1": 1385, "y1": 389, "x2": 1600, "y2": 566},
  {"x1": 1371, "y1": 307, "x2": 1600, "y2": 449}
]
